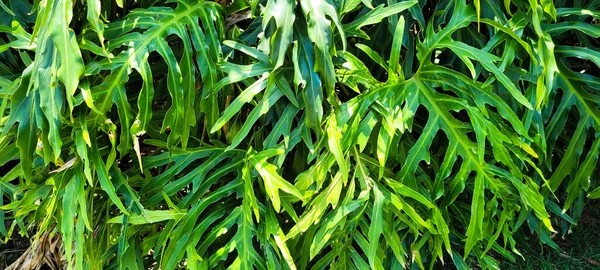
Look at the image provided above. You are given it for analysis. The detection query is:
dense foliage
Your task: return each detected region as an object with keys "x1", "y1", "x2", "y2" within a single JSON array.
[{"x1": 0, "y1": 0, "x2": 599, "y2": 268}]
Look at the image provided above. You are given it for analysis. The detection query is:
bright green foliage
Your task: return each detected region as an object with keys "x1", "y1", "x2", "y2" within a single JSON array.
[{"x1": 0, "y1": 0, "x2": 599, "y2": 268}]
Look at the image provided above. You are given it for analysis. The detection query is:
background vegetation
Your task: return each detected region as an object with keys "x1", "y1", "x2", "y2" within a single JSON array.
[{"x1": 0, "y1": 0, "x2": 599, "y2": 268}]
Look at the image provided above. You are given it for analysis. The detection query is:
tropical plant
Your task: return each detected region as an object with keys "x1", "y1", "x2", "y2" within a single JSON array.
[{"x1": 0, "y1": 0, "x2": 599, "y2": 268}]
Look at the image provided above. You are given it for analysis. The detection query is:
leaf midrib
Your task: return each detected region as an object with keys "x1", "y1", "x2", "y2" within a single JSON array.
[
  {"x1": 414, "y1": 79, "x2": 487, "y2": 176},
  {"x1": 98, "y1": 1, "x2": 206, "y2": 112}
]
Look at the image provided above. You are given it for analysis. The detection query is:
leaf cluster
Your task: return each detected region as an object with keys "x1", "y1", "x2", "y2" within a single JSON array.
[{"x1": 0, "y1": 0, "x2": 599, "y2": 268}]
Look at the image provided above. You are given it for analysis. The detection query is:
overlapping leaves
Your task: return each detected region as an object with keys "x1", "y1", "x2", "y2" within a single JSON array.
[{"x1": 0, "y1": 0, "x2": 599, "y2": 269}]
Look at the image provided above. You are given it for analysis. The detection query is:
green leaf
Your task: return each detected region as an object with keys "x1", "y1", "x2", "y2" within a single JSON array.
[
  {"x1": 211, "y1": 75, "x2": 268, "y2": 133},
  {"x1": 261, "y1": 0, "x2": 296, "y2": 68},
  {"x1": 298, "y1": 0, "x2": 345, "y2": 96},
  {"x1": 368, "y1": 185, "x2": 385, "y2": 270},
  {"x1": 343, "y1": 1, "x2": 417, "y2": 39},
  {"x1": 436, "y1": 39, "x2": 532, "y2": 109},
  {"x1": 327, "y1": 113, "x2": 348, "y2": 186},
  {"x1": 45, "y1": 0, "x2": 85, "y2": 114},
  {"x1": 108, "y1": 210, "x2": 186, "y2": 225},
  {"x1": 293, "y1": 22, "x2": 324, "y2": 134},
  {"x1": 464, "y1": 173, "x2": 485, "y2": 257},
  {"x1": 589, "y1": 187, "x2": 600, "y2": 199},
  {"x1": 90, "y1": 140, "x2": 129, "y2": 215},
  {"x1": 248, "y1": 149, "x2": 303, "y2": 212},
  {"x1": 2, "y1": 0, "x2": 600, "y2": 268},
  {"x1": 388, "y1": 16, "x2": 405, "y2": 80}
]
